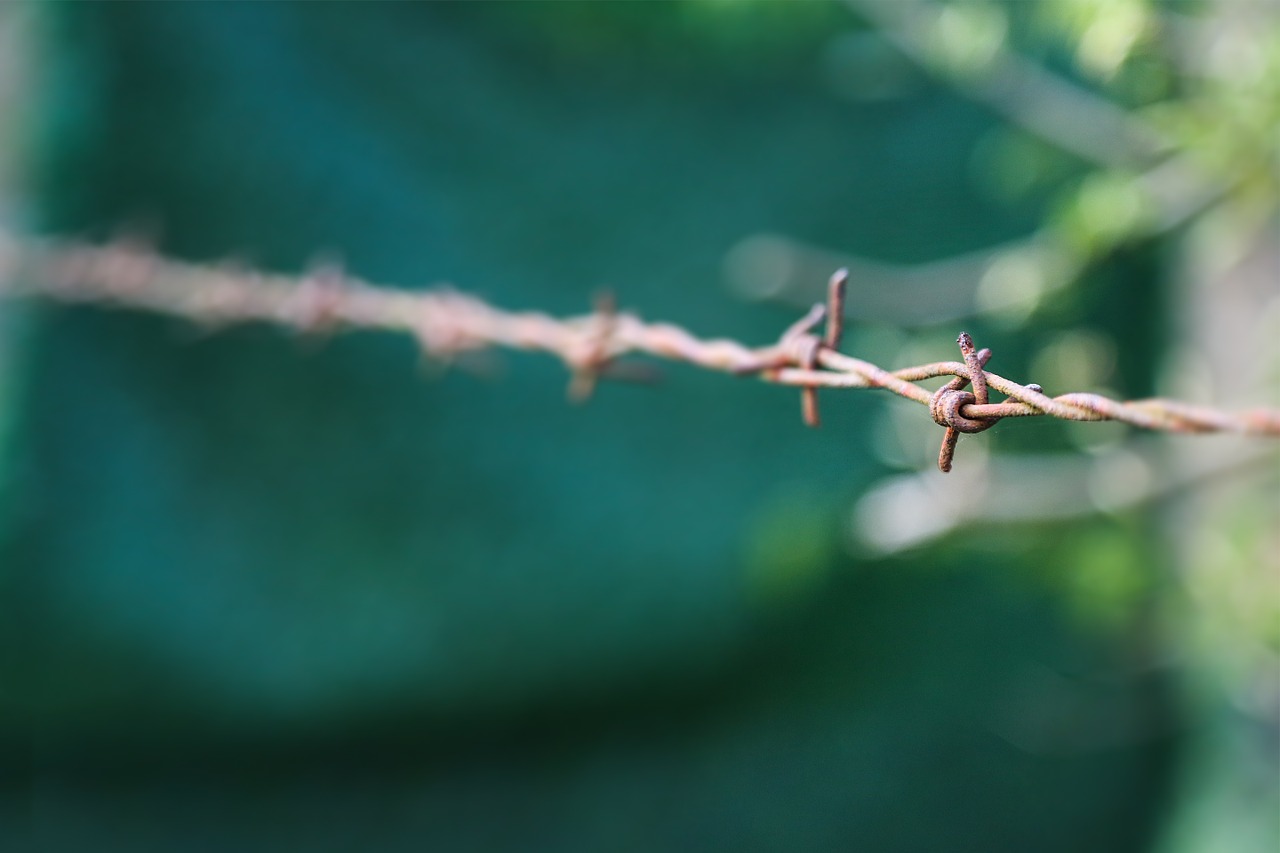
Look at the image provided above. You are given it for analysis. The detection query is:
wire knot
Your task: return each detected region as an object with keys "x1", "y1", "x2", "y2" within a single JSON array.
[
  {"x1": 778, "y1": 269, "x2": 849, "y2": 428},
  {"x1": 567, "y1": 290, "x2": 619, "y2": 402},
  {"x1": 290, "y1": 260, "x2": 348, "y2": 335},
  {"x1": 930, "y1": 388, "x2": 997, "y2": 434},
  {"x1": 934, "y1": 332, "x2": 998, "y2": 473}
]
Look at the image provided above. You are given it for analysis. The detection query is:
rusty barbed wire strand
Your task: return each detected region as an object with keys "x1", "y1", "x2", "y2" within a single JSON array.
[{"x1": 0, "y1": 230, "x2": 1277, "y2": 472}]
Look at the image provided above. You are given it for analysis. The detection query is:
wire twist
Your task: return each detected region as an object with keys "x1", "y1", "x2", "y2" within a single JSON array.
[{"x1": 1, "y1": 231, "x2": 1277, "y2": 472}]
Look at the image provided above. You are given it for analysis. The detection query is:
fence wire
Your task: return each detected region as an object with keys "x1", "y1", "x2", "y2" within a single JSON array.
[{"x1": 1, "y1": 231, "x2": 1277, "y2": 472}]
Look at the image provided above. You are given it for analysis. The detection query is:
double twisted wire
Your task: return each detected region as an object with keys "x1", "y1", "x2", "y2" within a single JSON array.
[{"x1": 1, "y1": 231, "x2": 1277, "y2": 472}]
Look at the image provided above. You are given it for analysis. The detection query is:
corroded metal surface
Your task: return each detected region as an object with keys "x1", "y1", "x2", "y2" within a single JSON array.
[{"x1": 3, "y1": 232, "x2": 1277, "y2": 472}]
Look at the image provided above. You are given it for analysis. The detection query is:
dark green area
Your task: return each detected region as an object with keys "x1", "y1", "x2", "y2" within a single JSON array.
[{"x1": 2, "y1": 3, "x2": 1175, "y2": 850}]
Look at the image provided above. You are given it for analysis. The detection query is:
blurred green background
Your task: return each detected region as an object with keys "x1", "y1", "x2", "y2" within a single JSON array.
[{"x1": 0, "y1": 2, "x2": 1276, "y2": 851}]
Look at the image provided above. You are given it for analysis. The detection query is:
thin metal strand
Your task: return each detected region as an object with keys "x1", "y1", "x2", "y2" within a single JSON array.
[{"x1": 1, "y1": 233, "x2": 1277, "y2": 474}]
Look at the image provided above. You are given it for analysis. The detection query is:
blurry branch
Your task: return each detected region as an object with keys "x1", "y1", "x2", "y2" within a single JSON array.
[
  {"x1": 0, "y1": 229, "x2": 1277, "y2": 474},
  {"x1": 752, "y1": 0, "x2": 1264, "y2": 324},
  {"x1": 725, "y1": 231, "x2": 1080, "y2": 325},
  {"x1": 854, "y1": 439, "x2": 1277, "y2": 553},
  {"x1": 1158, "y1": 4, "x2": 1277, "y2": 80},
  {"x1": 842, "y1": 0, "x2": 1168, "y2": 168},
  {"x1": 730, "y1": 147, "x2": 1226, "y2": 323}
]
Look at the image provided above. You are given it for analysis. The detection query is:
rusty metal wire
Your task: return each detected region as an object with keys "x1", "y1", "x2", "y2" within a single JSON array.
[{"x1": 1, "y1": 231, "x2": 1277, "y2": 472}]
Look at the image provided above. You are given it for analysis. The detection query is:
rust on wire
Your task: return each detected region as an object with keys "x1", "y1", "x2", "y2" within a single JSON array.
[
  {"x1": 2, "y1": 231, "x2": 1279, "y2": 472},
  {"x1": 930, "y1": 338, "x2": 994, "y2": 473}
]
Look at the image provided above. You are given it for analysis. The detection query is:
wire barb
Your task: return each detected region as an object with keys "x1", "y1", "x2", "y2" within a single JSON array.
[
  {"x1": 567, "y1": 290, "x2": 618, "y2": 403},
  {"x1": 930, "y1": 338, "x2": 995, "y2": 473},
  {"x1": 1, "y1": 232, "x2": 1277, "y2": 471},
  {"x1": 783, "y1": 268, "x2": 850, "y2": 429}
]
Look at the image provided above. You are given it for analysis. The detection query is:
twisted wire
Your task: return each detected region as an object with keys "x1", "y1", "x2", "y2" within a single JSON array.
[{"x1": 1, "y1": 231, "x2": 1277, "y2": 472}]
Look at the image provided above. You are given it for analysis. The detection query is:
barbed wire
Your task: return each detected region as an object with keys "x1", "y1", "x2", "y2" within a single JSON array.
[{"x1": 1, "y1": 230, "x2": 1277, "y2": 473}]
